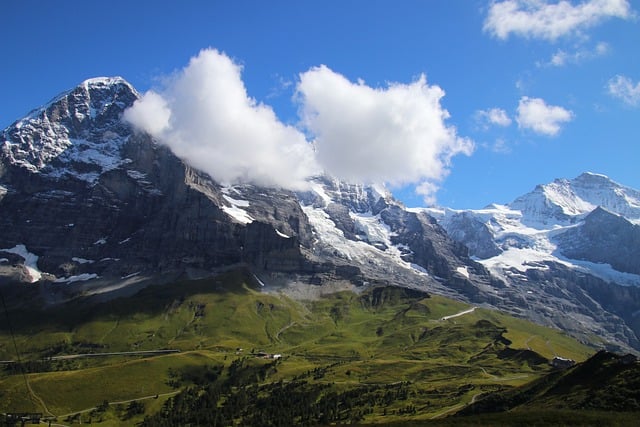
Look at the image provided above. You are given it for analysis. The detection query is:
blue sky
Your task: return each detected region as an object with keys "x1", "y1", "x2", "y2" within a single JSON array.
[{"x1": 1, "y1": 0, "x2": 638, "y2": 209}]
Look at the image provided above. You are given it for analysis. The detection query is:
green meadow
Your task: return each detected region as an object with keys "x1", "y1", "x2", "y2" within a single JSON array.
[{"x1": 0, "y1": 270, "x2": 597, "y2": 424}]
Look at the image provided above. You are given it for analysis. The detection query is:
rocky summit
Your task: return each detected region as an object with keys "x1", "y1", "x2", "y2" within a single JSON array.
[{"x1": 1, "y1": 77, "x2": 639, "y2": 353}]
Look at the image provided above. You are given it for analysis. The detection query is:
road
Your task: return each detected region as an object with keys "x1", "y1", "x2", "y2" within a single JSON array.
[{"x1": 47, "y1": 349, "x2": 180, "y2": 360}]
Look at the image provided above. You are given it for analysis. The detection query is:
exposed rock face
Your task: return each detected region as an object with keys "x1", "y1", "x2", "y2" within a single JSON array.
[
  {"x1": 556, "y1": 207, "x2": 640, "y2": 275},
  {"x1": 0, "y1": 78, "x2": 314, "y2": 284},
  {"x1": 0, "y1": 77, "x2": 491, "y2": 303}
]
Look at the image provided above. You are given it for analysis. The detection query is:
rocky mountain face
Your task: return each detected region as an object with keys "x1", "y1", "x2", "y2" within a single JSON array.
[
  {"x1": 426, "y1": 173, "x2": 640, "y2": 352},
  {"x1": 1, "y1": 78, "x2": 638, "y2": 353},
  {"x1": 0, "y1": 77, "x2": 492, "y2": 306}
]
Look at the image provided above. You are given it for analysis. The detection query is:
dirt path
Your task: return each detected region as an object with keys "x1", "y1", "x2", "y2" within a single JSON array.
[
  {"x1": 440, "y1": 307, "x2": 476, "y2": 321},
  {"x1": 26, "y1": 376, "x2": 54, "y2": 417},
  {"x1": 275, "y1": 321, "x2": 296, "y2": 340},
  {"x1": 429, "y1": 391, "x2": 483, "y2": 419},
  {"x1": 55, "y1": 390, "x2": 180, "y2": 420},
  {"x1": 48, "y1": 349, "x2": 180, "y2": 361}
]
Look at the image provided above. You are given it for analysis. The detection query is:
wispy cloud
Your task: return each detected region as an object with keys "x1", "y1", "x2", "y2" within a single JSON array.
[
  {"x1": 538, "y1": 41, "x2": 609, "y2": 67},
  {"x1": 607, "y1": 75, "x2": 640, "y2": 106},
  {"x1": 484, "y1": 0, "x2": 632, "y2": 41},
  {"x1": 297, "y1": 66, "x2": 474, "y2": 203},
  {"x1": 516, "y1": 96, "x2": 574, "y2": 135},
  {"x1": 475, "y1": 107, "x2": 513, "y2": 129}
]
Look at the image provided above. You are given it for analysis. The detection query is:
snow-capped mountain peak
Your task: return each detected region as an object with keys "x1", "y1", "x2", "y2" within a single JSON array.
[
  {"x1": 509, "y1": 172, "x2": 640, "y2": 228},
  {"x1": 1, "y1": 76, "x2": 139, "y2": 183}
]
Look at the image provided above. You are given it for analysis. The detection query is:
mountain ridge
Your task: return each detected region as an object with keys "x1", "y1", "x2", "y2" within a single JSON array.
[{"x1": 1, "y1": 77, "x2": 639, "y2": 353}]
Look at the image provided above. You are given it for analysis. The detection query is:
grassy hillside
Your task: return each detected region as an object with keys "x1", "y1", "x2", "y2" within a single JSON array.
[
  {"x1": 457, "y1": 350, "x2": 640, "y2": 413},
  {"x1": 0, "y1": 270, "x2": 598, "y2": 424}
]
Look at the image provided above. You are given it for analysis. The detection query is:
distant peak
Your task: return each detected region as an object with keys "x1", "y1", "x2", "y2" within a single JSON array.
[
  {"x1": 81, "y1": 76, "x2": 127, "y2": 87},
  {"x1": 574, "y1": 172, "x2": 610, "y2": 182},
  {"x1": 80, "y1": 76, "x2": 138, "y2": 95}
]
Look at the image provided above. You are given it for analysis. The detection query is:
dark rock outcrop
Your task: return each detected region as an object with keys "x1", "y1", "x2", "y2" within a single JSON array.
[{"x1": 556, "y1": 207, "x2": 640, "y2": 275}]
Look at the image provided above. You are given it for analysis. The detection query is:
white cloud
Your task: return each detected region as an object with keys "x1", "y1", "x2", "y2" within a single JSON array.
[
  {"x1": 484, "y1": 0, "x2": 632, "y2": 41},
  {"x1": 607, "y1": 75, "x2": 640, "y2": 106},
  {"x1": 124, "y1": 48, "x2": 319, "y2": 190},
  {"x1": 296, "y1": 65, "x2": 474, "y2": 203},
  {"x1": 123, "y1": 91, "x2": 171, "y2": 136},
  {"x1": 125, "y1": 50, "x2": 474, "y2": 204},
  {"x1": 540, "y1": 41, "x2": 609, "y2": 66},
  {"x1": 516, "y1": 96, "x2": 574, "y2": 135},
  {"x1": 475, "y1": 107, "x2": 513, "y2": 129}
]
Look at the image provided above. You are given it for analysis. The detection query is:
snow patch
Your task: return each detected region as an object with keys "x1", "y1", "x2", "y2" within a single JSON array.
[
  {"x1": 222, "y1": 194, "x2": 254, "y2": 224},
  {"x1": 309, "y1": 182, "x2": 332, "y2": 207},
  {"x1": 253, "y1": 274, "x2": 266, "y2": 287},
  {"x1": 0, "y1": 258, "x2": 8, "y2": 264},
  {"x1": 456, "y1": 266, "x2": 470, "y2": 279},
  {"x1": 275, "y1": 229, "x2": 290, "y2": 239},
  {"x1": 93, "y1": 237, "x2": 107, "y2": 245},
  {"x1": 72, "y1": 257, "x2": 95, "y2": 264},
  {"x1": 302, "y1": 204, "x2": 428, "y2": 276},
  {"x1": 410, "y1": 263, "x2": 429, "y2": 275},
  {"x1": 121, "y1": 271, "x2": 141, "y2": 279},
  {"x1": 54, "y1": 273, "x2": 99, "y2": 283},
  {"x1": 351, "y1": 211, "x2": 395, "y2": 248},
  {"x1": 0, "y1": 244, "x2": 42, "y2": 282}
]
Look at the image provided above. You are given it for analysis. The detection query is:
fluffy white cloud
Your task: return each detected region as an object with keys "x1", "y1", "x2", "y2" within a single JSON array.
[
  {"x1": 296, "y1": 66, "x2": 474, "y2": 203},
  {"x1": 607, "y1": 75, "x2": 640, "y2": 106},
  {"x1": 484, "y1": 0, "x2": 632, "y2": 41},
  {"x1": 475, "y1": 107, "x2": 513, "y2": 129},
  {"x1": 124, "y1": 48, "x2": 319, "y2": 190},
  {"x1": 125, "y1": 50, "x2": 474, "y2": 203},
  {"x1": 123, "y1": 91, "x2": 171, "y2": 136},
  {"x1": 516, "y1": 96, "x2": 574, "y2": 135}
]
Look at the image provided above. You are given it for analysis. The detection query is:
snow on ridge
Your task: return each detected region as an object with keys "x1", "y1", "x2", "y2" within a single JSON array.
[
  {"x1": 222, "y1": 193, "x2": 254, "y2": 224},
  {"x1": 302, "y1": 204, "x2": 428, "y2": 276},
  {"x1": 0, "y1": 244, "x2": 42, "y2": 282},
  {"x1": 309, "y1": 181, "x2": 332, "y2": 207},
  {"x1": 82, "y1": 76, "x2": 130, "y2": 88},
  {"x1": 350, "y1": 211, "x2": 395, "y2": 247},
  {"x1": 275, "y1": 229, "x2": 290, "y2": 239},
  {"x1": 456, "y1": 266, "x2": 470, "y2": 279}
]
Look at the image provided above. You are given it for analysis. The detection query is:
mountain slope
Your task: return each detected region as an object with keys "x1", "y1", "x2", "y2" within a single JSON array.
[
  {"x1": 426, "y1": 173, "x2": 640, "y2": 352},
  {"x1": 1, "y1": 77, "x2": 638, "y2": 353},
  {"x1": 457, "y1": 350, "x2": 640, "y2": 416},
  {"x1": 0, "y1": 77, "x2": 492, "y2": 306}
]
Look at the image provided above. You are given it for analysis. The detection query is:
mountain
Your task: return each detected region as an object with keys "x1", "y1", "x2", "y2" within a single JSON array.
[
  {"x1": 426, "y1": 173, "x2": 640, "y2": 352},
  {"x1": 0, "y1": 77, "x2": 492, "y2": 305},
  {"x1": 1, "y1": 77, "x2": 638, "y2": 354}
]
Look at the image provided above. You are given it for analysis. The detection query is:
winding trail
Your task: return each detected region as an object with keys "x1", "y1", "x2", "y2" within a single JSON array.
[
  {"x1": 55, "y1": 390, "x2": 180, "y2": 421},
  {"x1": 26, "y1": 377, "x2": 54, "y2": 417},
  {"x1": 275, "y1": 321, "x2": 296, "y2": 340},
  {"x1": 429, "y1": 392, "x2": 483, "y2": 419},
  {"x1": 440, "y1": 307, "x2": 476, "y2": 321}
]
